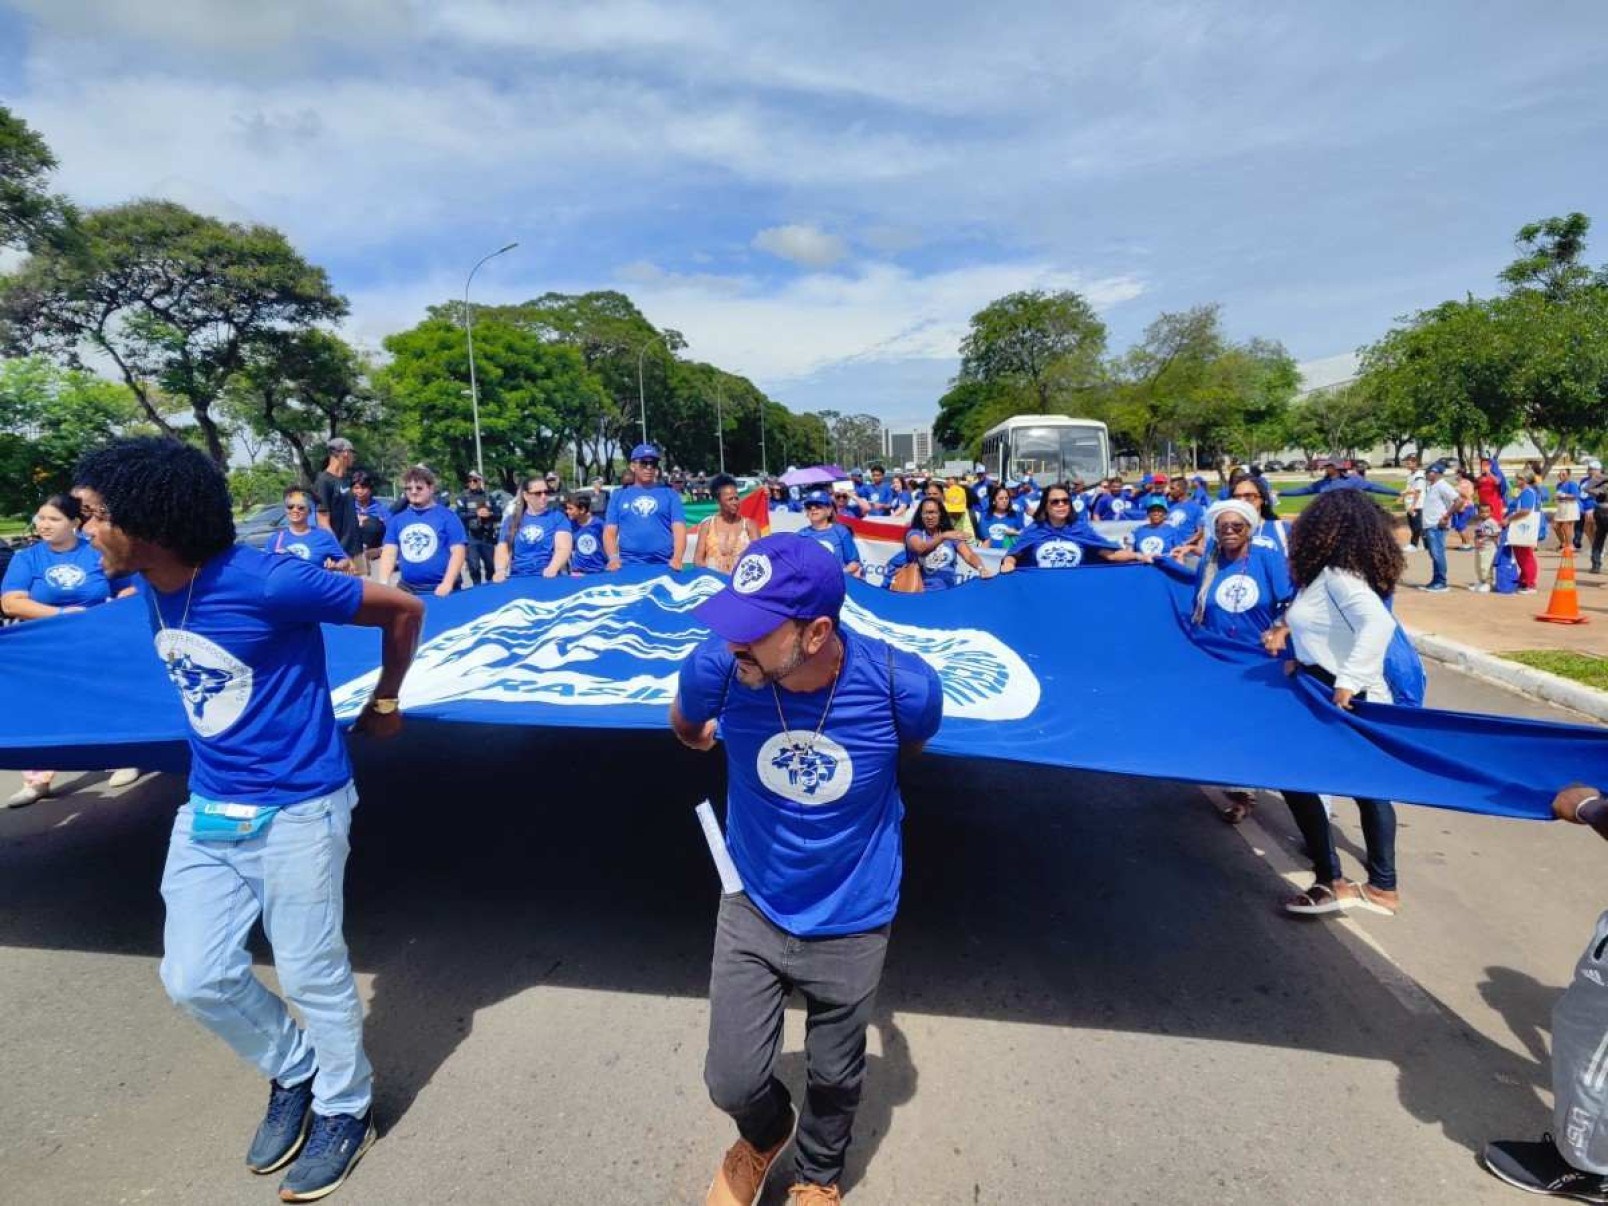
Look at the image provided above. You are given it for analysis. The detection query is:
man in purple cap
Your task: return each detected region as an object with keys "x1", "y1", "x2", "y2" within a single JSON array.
[
  {"x1": 670, "y1": 535, "x2": 944, "y2": 1206},
  {"x1": 604, "y1": 442, "x2": 686, "y2": 569}
]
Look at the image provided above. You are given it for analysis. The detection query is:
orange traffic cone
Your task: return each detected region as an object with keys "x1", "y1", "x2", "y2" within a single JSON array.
[{"x1": 1536, "y1": 545, "x2": 1589, "y2": 625}]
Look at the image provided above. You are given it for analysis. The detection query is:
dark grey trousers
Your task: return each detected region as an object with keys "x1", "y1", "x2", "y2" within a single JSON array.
[{"x1": 704, "y1": 892, "x2": 890, "y2": 1187}]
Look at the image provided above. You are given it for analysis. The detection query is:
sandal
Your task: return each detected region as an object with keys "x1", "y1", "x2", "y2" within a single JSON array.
[
  {"x1": 1216, "y1": 790, "x2": 1255, "y2": 825},
  {"x1": 1354, "y1": 883, "x2": 1400, "y2": 916},
  {"x1": 1284, "y1": 879, "x2": 1358, "y2": 916}
]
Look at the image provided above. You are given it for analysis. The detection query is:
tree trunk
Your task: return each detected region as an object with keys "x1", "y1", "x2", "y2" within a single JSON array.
[{"x1": 192, "y1": 401, "x2": 229, "y2": 469}]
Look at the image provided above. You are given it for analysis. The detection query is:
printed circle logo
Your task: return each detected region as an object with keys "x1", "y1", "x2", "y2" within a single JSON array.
[
  {"x1": 1214, "y1": 573, "x2": 1261, "y2": 614},
  {"x1": 45, "y1": 564, "x2": 88, "y2": 590},
  {"x1": 576, "y1": 533, "x2": 599, "y2": 556},
  {"x1": 732, "y1": 553, "x2": 772, "y2": 594},
  {"x1": 629, "y1": 495, "x2": 658, "y2": 518},
  {"x1": 285, "y1": 542, "x2": 313, "y2": 560},
  {"x1": 1167, "y1": 508, "x2": 1189, "y2": 528},
  {"x1": 518, "y1": 522, "x2": 546, "y2": 545},
  {"x1": 1136, "y1": 534, "x2": 1166, "y2": 557},
  {"x1": 757, "y1": 732, "x2": 854, "y2": 805},
  {"x1": 816, "y1": 538, "x2": 837, "y2": 555},
  {"x1": 921, "y1": 543, "x2": 955, "y2": 570},
  {"x1": 398, "y1": 522, "x2": 439, "y2": 563},
  {"x1": 987, "y1": 522, "x2": 1010, "y2": 543},
  {"x1": 1037, "y1": 540, "x2": 1083, "y2": 569},
  {"x1": 153, "y1": 630, "x2": 253, "y2": 738}
]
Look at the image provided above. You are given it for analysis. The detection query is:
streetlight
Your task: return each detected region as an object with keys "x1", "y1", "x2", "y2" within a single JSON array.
[
  {"x1": 713, "y1": 383, "x2": 725, "y2": 474},
  {"x1": 463, "y1": 241, "x2": 518, "y2": 480},
  {"x1": 636, "y1": 332, "x2": 673, "y2": 447}
]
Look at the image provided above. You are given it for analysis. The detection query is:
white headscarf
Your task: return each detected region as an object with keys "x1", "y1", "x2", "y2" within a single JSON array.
[{"x1": 1205, "y1": 498, "x2": 1259, "y2": 532}]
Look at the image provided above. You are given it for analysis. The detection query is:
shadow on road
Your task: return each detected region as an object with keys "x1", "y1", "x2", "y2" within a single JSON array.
[{"x1": 0, "y1": 724, "x2": 1558, "y2": 1161}]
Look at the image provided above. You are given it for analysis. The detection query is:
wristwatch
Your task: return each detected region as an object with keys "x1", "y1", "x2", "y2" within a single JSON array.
[{"x1": 368, "y1": 697, "x2": 401, "y2": 715}]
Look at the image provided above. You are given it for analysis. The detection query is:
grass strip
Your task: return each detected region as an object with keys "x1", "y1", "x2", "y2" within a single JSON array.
[{"x1": 1500, "y1": 650, "x2": 1608, "y2": 692}]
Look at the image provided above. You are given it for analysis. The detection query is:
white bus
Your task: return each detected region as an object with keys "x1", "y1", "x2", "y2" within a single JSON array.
[{"x1": 978, "y1": 415, "x2": 1111, "y2": 484}]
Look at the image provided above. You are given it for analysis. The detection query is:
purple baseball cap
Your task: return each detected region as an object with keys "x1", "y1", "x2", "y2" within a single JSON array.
[{"x1": 694, "y1": 534, "x2": 846, "y2": 644}]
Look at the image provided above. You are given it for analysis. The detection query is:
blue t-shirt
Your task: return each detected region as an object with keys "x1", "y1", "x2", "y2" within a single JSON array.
[
  {"x1": 891, "y1": 490, "x2": 913, "y2": 514},
  {"x1": 1008, "y1": 521, "x2": 1117, "y2": 569},
  {"x1": 569, "y1": 517, "x2": 608, "y2": 574},
  {"x1": 1129, "y1": 523, "x2": 1182, "y2": 559},
  {"x1": 1516, "y1": 485, "x2": 1540, "y2": 512},
  {"x1": 500, "y1": 509, "x2": 569, "y2": 576},
  {"x1": 799, "y1": 523, "x2": 861, "y2": 569},
  {"x1": 604, "y1": 484, "x2": 685, "y2": 564},
  {"x1": 857, "y1": 482, "x2": 895, "y2": 515},
  {"x1": 141, "y1": 545, "x2": 363, "y2": 806},
  {"x1": 269, "y1": 525, "x2": 348, "y2": 567},
  {"x1": 676, "y1": 630, "x2": 945, "y2": 937},
  {"x1": 905, "y1": 531, "x2": 963, "y2": 589},
  {"x1": 1165, "y1": 501, "x2": 1205, "y2": 538},
  {"x1": 384, "y1": 503, "x2": 467, "y2": 590},
  {"x1": 976, "y1": 511, "x2": 1023, "y2": 549},
  {"x1": 1558, "y1": 480, "x2": 1582, "y2": 501},
  {"x1": 1191, "y1": 542, "x2": 1293, "y2": 643},
  {"x1": 2, "y1": 537, "x2": 117, "y2": 609}
]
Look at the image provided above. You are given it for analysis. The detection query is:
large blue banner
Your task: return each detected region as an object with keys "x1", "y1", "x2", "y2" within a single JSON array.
[{"x1": 0, "y1": 566, "x2": 1602, "y2": 819}]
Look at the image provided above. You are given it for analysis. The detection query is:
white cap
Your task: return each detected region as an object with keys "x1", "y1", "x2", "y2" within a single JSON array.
[{"x1": 1588, "y1": 459, "x2": 1603, "y2": 470}]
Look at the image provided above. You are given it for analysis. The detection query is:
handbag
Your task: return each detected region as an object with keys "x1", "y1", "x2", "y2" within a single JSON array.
[
  {"x1": 889, "y1": 560, "x2": 925, "y2": 594},
  {"x1": 1508, "y1": 511, "x2": 1540, "y2": 547}
]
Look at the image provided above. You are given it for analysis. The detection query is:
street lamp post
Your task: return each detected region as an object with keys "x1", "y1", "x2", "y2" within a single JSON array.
[
  {"x1": 635, "y1": 332, "x2": 674, "y2": 447},
  {"x1": 463, "y1": 241, "x2": 518, "y2": 480},
  {"x1": 714, "y1": 384, "x2": 725, "y2": 474},
  {"x1": 759, "y1": 399, "x2": 768, "y2": 476}
]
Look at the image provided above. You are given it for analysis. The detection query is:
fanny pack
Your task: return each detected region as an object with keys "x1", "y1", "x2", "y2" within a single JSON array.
[{"x1": 190, "y1": 796, "x2": 281, "y2": 842}]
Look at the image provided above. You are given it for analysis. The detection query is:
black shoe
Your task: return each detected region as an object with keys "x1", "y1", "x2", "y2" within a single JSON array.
[
  {"x1": 1482, "y1": 1135, "x2": 1608, "y2": 1202},
  {"x1": 278, "y1": 1110, "x2": 375, "y2": 1202},
  {"x1": 247, "y1": 1077, "x2": 315, "y2": 1174}
]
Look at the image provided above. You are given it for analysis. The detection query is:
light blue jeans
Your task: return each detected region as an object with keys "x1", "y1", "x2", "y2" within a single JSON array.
[{"x1": 159, "y1": 782, "x2": 371, "y2": 1117}]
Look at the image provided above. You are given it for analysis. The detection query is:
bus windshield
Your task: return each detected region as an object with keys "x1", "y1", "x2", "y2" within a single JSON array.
[{"x1": 1009, "y1": 426, "x2": 1107, "y2": 484}]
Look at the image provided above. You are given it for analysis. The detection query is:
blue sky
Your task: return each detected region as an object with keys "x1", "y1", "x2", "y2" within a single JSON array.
[{"x1": 4, "y1": 0, "x2": 1607, "y2": 428}]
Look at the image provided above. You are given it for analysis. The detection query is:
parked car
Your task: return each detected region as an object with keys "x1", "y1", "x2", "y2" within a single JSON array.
[
  {"x1": 236, "y1": 498, "x2": 395, "y2": 550},
  {"x1": 1262, "y1": 459, "x2": 1286, "y2": 472}
]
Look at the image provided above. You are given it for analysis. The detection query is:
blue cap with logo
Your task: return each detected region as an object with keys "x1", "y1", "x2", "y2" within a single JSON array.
[
  {"x1": 802, "y1": 488, "x2": 832, "y2": 506},
  {"x1": 694, "y1": 534, "x2": 846, "y2": 644},
  {"x1": 629, "y1": 442, "x2": 661, "y2": 461}
]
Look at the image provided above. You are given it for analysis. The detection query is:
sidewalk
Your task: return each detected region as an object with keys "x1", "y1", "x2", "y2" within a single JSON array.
[{"x1": 1393, "y1": 540, "x2": 1606, "y2": 655}]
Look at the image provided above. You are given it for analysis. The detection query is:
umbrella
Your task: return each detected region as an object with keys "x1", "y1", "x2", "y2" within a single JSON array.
[{"x1": 779, "y1": 465, "x2": 848, "y2": 487}]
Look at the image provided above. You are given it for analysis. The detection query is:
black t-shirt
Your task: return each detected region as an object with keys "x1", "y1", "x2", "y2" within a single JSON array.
[{"x1": 312, "y1": 470, "x2": 361, "y2": 556}]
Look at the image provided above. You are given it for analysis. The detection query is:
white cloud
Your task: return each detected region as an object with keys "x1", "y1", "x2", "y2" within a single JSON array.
[{"x1": 752, "y1": 224, "x2": 847, "y2": 269}]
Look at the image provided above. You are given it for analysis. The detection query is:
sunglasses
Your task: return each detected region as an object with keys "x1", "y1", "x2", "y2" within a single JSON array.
[
  {"x1": 1218, "y1": 521, "x2": 1250, "y2": 533},
  {"x1": 525, "y1": 488, "x2": 549, "y2": 496},
  {"x1": 1232, "y1": 492, "x2": 1260, "y2": 501},
  {"x1": 285, "y1": 503, "x2": 309, "y2": 513},
  {"x1": 1047, "y1": 497, "x2": 1072, "y2": 506}
]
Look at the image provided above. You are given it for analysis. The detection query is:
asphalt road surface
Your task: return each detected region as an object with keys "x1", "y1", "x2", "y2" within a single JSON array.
[{"x1": 1, "y1": 665, "x2": 1602, "y2": 1205}]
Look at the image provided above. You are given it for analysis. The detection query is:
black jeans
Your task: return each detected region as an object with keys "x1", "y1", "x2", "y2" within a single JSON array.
[
  {"x1": 1592, "y1": 509, "x2": 1608, "y2": 570},
  {"x1": 704, "y1": 893, "x2": 889, "y2": 1187},
  {"x1": 464, "y1": 539, "x2": 497, "y2": 585},
  {"x1": 1407, "y1": 510, "x2": 1423, "y2": 549}
]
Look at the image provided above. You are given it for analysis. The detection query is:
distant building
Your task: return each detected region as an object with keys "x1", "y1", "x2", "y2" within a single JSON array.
[{"x1": 883, "y1": 426, "x2": 933, "y2": 468}]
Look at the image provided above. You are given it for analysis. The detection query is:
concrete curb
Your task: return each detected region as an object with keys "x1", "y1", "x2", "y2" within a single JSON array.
[{"x1": 1409, "y1": 630, "x2": 1608, "y2": 724}]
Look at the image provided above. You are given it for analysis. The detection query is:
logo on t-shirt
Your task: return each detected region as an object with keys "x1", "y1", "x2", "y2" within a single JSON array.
[
  {"x1": 576, "y1": 532, "x2": 599, "y2": 556},
  {"x1": 816, "y1": 537, "x2": 837, "y2": 555},
  {"x1": 921, "y1": 543, "x2": 955, "y2": 570},
  {"x1": 987, "y1": 523, "x2": 1010, "y2": 543},
  {"x1": 398, "y1": 522, "x2": 439, "y2": 563},
  {"x1": 629, "y1": 495, "x2": 659, "y2": 518},
  {"x1": 758, "y1": 732, "x2": 854, "y2": 805},
  {"x1": 154, "y1": 630, "x2": 253, "y2": 737},
  {"x1": 44, "y1": 563, "x2": 88, "y2": 589},
  {"x1": 1213, "y1": 574, "x2": 1260, "y2": 614},
  {"x1": 1037, "y1": 540, "x2": 1083, "y2": 568},
  {"x1": 1135, "y1": 533, "x2": 1167, "y2": 557},
  {"x1": 518, "y1": 522, "x2": 547, "y2": 545},
  {"x1": 1167, "y1": 508, "x2": 1190, "y2": 528},
  {"x1": 733, "y1": 553, "x2": 772, "y2": 594},
  {"x1": 284, "y1": 542, "x2": 312, "y2": 560}
]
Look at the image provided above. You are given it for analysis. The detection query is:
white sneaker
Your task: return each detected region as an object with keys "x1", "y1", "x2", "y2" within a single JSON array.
[
  {"x1": 1476, "y1": 584, "x2": 1492, "y2": 593},
  {"x1": 105, "y1": 768, "x2": 141, "y2": 789},
  {"x1": 4, "y1": 783, "x2": 49, "y2": 809}
]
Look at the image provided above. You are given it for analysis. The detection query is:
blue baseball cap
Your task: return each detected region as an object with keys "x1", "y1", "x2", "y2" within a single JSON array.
[
  {"x1": 629, "y1": 442, "x2": 661, "y2": 461},
  {"x1": 694, "y1": 535, "x2": 846, "y2": 643},
  {"x1": 802, "y1": 489, "x2": 832, "y2": 506}
]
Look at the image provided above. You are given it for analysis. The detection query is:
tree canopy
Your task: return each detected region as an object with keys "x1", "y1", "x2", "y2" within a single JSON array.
[{"x1": 0, "y1": 105, "x2": 78, "y2": 254}]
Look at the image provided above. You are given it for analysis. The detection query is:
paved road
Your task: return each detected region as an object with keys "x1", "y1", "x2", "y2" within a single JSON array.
[{"x1": 0, "y1": 666, "x2": 1602, "y2": 1205}]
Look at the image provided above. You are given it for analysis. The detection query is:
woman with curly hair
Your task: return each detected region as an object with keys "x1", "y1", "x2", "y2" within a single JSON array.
[{"x1": 1261, "y1": 490, "x2": 1406, "y2": 918}]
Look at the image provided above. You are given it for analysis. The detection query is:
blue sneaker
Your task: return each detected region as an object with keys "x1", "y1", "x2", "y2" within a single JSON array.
[
  {"x1": 246, "y1": 1077, "x2": 314, "y2": 1174},
  {"x1": 278, "y1": 1110, "x2": 375, "y2": 1202}
]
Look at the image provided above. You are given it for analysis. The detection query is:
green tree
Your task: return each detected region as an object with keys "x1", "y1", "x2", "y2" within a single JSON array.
[
  {"x1": 0, "y1": 200, "x2": 346, "y2": 468},
  {"x1": 0, "y1": 106, "x2": 78, "y2": 254},
  {"x1": 225, "y1": 329, "x2": 375, "y2": 482},
  {"x1": 0, "y1": 357, "x2": 143, "y2": 515},
  {"x1": 379, "y1": 315, "x2": 607, "y2": 491}
]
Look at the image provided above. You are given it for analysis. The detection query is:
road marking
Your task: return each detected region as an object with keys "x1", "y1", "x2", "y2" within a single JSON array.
[{"x1": 1200, "y1": 785, "x2": 1441, "y2": 1018}]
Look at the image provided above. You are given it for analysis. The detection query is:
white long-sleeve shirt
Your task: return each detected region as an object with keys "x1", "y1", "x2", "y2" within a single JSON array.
[{"x1": 1285, "y1": 567, "x2": 1395, "y2": 702}]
